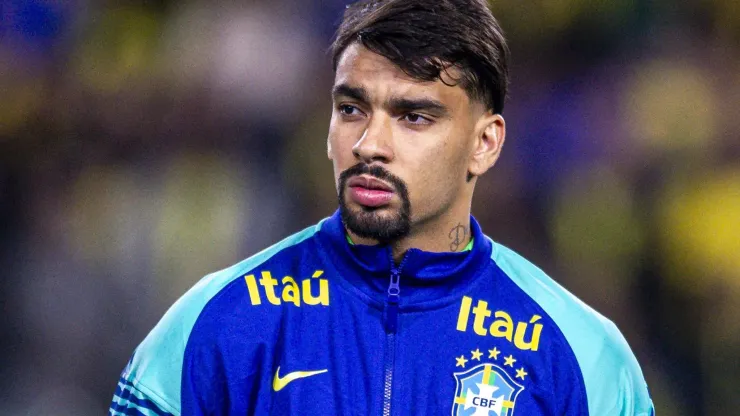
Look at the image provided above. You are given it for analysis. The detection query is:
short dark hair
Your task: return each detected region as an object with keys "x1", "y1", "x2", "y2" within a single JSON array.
[{"x1": 331, "y1": 0, "x2": 510, "y2": 114}]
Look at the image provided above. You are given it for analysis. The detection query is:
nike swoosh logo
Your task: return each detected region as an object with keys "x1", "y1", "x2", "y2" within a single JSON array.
[{"x1": 272, "y1": 366, "x2": 328, "y2": 392}]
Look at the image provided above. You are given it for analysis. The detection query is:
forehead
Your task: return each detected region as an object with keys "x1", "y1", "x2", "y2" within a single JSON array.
[{"x1": 334, "y1": 43, "x2": 471, "y2": 105}]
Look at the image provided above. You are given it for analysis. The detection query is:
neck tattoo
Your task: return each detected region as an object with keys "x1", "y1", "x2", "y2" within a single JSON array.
[{"x1": 448, "y1": 223, "x2": 468, "y2": 251}]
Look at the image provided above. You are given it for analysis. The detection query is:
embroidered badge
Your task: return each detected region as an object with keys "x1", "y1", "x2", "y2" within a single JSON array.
[{"x1": 451, "y1": 348, "x2": 525, "y2": 416}]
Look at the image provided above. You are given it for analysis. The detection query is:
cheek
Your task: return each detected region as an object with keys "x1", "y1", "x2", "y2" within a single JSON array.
[
  {"x1": 404, "y1": 148, "x2": 455, "y2": 195},
  {"x1": 327, "y1": 125, "x2": 348, "y2": 163},
  {"x1": 327, "y1": 116, "x2": 362, "y2": 163},
  {"x1": 416, "y1": 137, "x2": 464, "y2": 176},
  {"x1": 405, "y1": 140, "x2": 467, "y2": 202}
]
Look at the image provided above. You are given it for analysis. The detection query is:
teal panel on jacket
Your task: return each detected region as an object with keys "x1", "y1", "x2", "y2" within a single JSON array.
[
  {"x1": 122, "y1": 222, "x2": 324, "y2": 415},
  {"x1": 490, "y1": 239, "x2": 654, "y2": 415}
]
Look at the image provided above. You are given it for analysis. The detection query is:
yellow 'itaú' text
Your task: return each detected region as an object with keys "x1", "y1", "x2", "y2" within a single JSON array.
[
  {"x1": 244, "y1": 270, "x2": 329, "y2": 306},
  {"x1": 456, "y1": 296, "x2": 543, "y2": 351}
]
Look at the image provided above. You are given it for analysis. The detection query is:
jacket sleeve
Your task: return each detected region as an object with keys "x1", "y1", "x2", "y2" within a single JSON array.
[
  {"x1": 584, "y1": 320, "x2": 655, "y2": 416},
  {"x1": 107, "y1": 269, "x2": 232, "y2": 416},
  {"x1": 110, "y1": 361, "x2": 175, "y2": 415},
  {"x1": 110, "y1": 227, "x2": 317, "y2": 415}
]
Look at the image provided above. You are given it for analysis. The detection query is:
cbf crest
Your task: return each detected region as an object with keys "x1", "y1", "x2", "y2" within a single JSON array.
[{"x1": 452, "y1": 360, "x2": 524, "y2": 416}]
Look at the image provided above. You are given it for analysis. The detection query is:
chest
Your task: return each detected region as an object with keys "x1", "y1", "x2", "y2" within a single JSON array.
[{"x1": 217, "y1": 290, "x2": 585, "y2": 416}]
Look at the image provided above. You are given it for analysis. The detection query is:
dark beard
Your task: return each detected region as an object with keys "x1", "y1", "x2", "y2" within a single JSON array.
[{"x1": 338, "y1": 163, "x2": 411, "y2": 243}]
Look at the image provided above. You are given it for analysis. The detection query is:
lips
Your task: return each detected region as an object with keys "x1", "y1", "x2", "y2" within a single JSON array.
[
  {"x1": 347, "y1": 175, "x2": 395, "y2": 207},
  {"x1": 347, "y1": 176, "x2": 394, "y2": 192}
]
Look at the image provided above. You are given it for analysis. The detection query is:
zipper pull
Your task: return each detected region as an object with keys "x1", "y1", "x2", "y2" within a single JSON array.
[{"x1": 385, "y1": 268, "x2": 401, "y2": 333}]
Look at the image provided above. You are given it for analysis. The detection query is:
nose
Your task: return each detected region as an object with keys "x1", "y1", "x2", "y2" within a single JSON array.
[{"x1": 352, "y1": 114, "x2": 394, "y2": 164}]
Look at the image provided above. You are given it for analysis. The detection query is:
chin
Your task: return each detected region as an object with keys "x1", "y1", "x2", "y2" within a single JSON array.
[{"x1": 340, "y1": 202, "x2": 410, "y2": 242}]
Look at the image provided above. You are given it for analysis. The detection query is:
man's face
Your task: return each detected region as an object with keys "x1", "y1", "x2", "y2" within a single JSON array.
[{"x1": 328, "y1": 43, "x2": 485, "y2": 242}]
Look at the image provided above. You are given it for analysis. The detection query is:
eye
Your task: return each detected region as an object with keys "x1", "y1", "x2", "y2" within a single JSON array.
[
  {"x1": 402, "y1": 113, "x2": 432, "y2": 125},
  {"x1": 338, "y1": 104, "x2": 363, "y2": 117}
]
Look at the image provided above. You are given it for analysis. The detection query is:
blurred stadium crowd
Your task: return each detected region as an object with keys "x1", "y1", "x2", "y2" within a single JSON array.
[{"x1": 1, "y1": 0, "x2": 739, "y2": 414}]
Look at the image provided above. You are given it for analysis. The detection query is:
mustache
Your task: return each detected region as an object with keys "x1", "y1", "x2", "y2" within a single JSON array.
[
  {"x1": 338, "y1": 163, "x2": 411, "y2": 208},
  {"x1": 338, "y1": 163, "x2": 400, "y2": 186}
]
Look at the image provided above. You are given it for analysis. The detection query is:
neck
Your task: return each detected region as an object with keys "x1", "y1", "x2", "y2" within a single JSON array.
[{"x1": 347, "y1": 208, "x2": 473, "y2": 263}]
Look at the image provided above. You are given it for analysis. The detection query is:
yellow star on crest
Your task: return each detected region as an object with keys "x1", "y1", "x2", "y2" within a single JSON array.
[
  {"x1": 516, "y1": 367, "x2": 528, "y2": 380},
  {"x1": 455, "y1": 355, "x2": 468, "y2": 368},
  {"x1": 488, "y1": 347, "x2": 500, "y2": 360},
  {"x1": 504, "y1": 354, "x2": 516, "y2": 367},
  {"x1": 471, "y1": 348, "x2": 483, "y2": 361}
]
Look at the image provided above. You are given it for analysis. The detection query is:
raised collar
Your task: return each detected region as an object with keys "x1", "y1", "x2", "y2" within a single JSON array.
[{"x1": 316, "y1": 210, "x2": 493, "y2": 308}]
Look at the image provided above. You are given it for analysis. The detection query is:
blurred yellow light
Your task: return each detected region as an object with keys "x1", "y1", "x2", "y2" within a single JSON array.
[
  {"x1": 659, "y1": 168, "x2": 740, "y2": 293},
  {"x1": 623, "y1": 61, "x2": 718, "y2": 153},
  {"x1": 73, "y1": 7, "x2": 160, "y2": 93}
]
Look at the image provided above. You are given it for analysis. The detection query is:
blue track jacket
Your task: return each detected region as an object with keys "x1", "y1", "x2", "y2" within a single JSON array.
[{"x1": 111, "y1": 211, "x2": 654, "y2": 415}]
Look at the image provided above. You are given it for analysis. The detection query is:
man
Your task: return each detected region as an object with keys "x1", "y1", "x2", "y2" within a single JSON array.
[{"x1": 111, "y1": 1, "x2": 655, "y2": 415}]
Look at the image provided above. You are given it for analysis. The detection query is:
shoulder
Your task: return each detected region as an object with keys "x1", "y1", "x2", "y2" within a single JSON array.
[
  {"x1": 120, "y1": 221, "x2": 325, "y2": 415},
  {"x1": 489, "y1": 240, "x2": 617, "y2": 353},
  {"x1": 489, "y1": 239, "x2": 654, "y2": 416}
]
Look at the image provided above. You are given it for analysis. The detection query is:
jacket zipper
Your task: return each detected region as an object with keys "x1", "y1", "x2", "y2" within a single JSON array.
[{"x1": 382, "y1": 252, "x2": 407, "y2": 416}]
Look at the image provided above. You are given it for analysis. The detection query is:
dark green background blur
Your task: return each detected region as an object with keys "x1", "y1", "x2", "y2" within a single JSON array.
[{"x1": 1, "y1": 0, "x2": 739, "y2": 414}]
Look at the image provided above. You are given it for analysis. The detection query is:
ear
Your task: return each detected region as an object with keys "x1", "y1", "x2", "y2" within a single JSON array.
[{"x1": 468, "y1": 112, "x2": 505, "y2": 178}]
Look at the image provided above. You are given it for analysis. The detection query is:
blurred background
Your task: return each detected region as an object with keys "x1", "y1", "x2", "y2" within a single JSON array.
[{"x1": 0, "y1": 0, "x2": 738, "y2": 414}]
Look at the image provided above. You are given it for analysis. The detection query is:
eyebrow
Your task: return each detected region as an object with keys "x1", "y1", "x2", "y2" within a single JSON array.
[
  {"x1": 332, "y1": 83, "x2": 370, "y2": 104},
  {"x1": 332, "y1": 82, "x2": 451, "y2": 118},
  {"x1": 387, "y1": 97, "x2": 450, "y2": 118}
]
